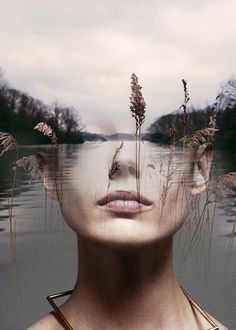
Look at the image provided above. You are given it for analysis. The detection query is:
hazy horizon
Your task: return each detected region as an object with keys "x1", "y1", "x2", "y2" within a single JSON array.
[{"x1": 1, "y1": 0, "x2": 236, "y2": 132}]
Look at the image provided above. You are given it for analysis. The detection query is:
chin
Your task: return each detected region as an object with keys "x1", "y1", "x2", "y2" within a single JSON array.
[{"x1": 77, "y1": 218, "x2": 171, "y2": 250}]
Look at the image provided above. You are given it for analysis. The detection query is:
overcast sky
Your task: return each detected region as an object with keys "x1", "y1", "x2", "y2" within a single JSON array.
[{"x1": 0, "y1": 0, "x2": 235, "y2": 133}]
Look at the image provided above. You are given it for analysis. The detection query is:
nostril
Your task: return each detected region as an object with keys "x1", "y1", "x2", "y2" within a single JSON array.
[
  {"x1": 128, "y1": 166, "x2": 136, "y2": 176},
  {"x1": 147, "y1": 164, "x2": 155, "y2": 170},
  {"x1": 109, "y1": 165, "x2": 122, "y2": 180},
  {"x1": 115, "y1": 167, "x2": 123, "y2": 177}
]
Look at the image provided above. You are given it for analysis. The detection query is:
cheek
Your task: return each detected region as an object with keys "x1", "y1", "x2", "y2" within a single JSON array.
[
  {"x1": 58, "y1": 180, "x2": 92, "y2": 232},
  {"x1": 57, "y1": 172, "x2": 107, "y2": 235},
  {"x1": 160, "y1": 182, "x2": 189, "y2": 236},
  {"x1": 143, "y1": 164, "x2": 188, "y2": 223}
]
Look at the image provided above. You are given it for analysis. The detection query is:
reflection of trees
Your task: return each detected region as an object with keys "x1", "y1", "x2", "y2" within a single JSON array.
[
  {"x1": 215, "y1": 195, "x2": 236, "y2": 237},
  {"x1": 212, "y1": 149, "x2": 236, "y2": 236},
  {"x1": 0, "y1": 147, "x2": 45, "y2": 216}
]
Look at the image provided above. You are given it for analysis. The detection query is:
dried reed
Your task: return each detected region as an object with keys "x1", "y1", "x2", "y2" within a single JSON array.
[
  {"x1": 34, "y1": 122, "x2": 62, "y2": 204},
  {"x1": 213, "y1": 172, "x2": 236, "y2": 196},
  {"x1": 0, "y1": 132, "x2": 18, "y2": 266},
  {"x1": 0, "y1": 132, "x2": 17, "y2": 156},
  {"x1": 160, "y1": 125, "x2": 176, "y2": 215},
  {"x1": 179, "y1": 79, "x2": 190, "y2": 137},
  {"x1": 108, "y1": 141, "x2": 124, "y2": 182},
  {"x1": 130, "y1": 73, "x2": 146, "y2": 132},
  {"x1": 213, "y1": 172, "x2": 236, "y2": 263},
  {"x1": 180, "y1": 91, "x2": 219, "y2": 148},
  {"x1": 168, "y1": 125, "x2": 176, "y2": 149},
  {"x1": 207, "y1": 93, "x2": 223, "y2": 143},
  {"x1": 180, "y1": 127, "x2": 218, "y2": 148},
  {"x1": 13, "y1": 155, "x2": 41, "y2": 182},
  {"x1": 129, "y1": 73, "x2": 146, "y2": 199},
  {"x1": 34, "y1": 122, "x2": 58, "y2": 147}
]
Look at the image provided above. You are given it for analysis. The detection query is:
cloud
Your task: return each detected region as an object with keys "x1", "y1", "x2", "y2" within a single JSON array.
[{"x1": 0, "y1": 0, "x2": 236, "y2": 132}]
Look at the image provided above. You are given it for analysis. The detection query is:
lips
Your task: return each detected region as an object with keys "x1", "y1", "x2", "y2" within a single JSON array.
[{"x1": 97, "y1": 191, "x2": 153, "y2": 213}]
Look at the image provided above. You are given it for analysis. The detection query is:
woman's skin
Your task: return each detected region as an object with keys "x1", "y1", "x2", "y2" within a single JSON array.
[{"x1": 29, "y1": 141, "x2": 228, "y2": 330}]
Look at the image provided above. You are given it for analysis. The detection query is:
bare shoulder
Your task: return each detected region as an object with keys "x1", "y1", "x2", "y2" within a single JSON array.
[
  {"x1": 27, "y1": 311, "x2": 229, "y2": 330},
  {"x1": 27, "y1": 313, "x2": 63, "y2": 330}
]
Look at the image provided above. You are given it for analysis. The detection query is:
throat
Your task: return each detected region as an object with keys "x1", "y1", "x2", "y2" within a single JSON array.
[
  {"x1": 75, "y1": 236, "x2": 174, "y2": 299},
  {"x1": 61, "y1": 237, "x2": 190, "y2": 329}
]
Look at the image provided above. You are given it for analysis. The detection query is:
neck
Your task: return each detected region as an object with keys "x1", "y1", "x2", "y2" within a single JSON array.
[
  {"x1": 62, "y1": 237, "x2": 195, "y2": 329},
  {"x1": 77, "y1": 236, "x2": 174, "y2": 300}
]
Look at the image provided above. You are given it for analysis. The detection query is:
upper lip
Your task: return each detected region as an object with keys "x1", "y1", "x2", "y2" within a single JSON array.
[{"x1": 97, "y1": 190, "x2": 153, "y2": 206}]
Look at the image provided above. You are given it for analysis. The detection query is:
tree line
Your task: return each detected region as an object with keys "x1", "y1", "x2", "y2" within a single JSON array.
[
  {"x1": 0, "y1": 73, "x2": 84, "y2": 145},
  {"x1": 147, "y1": 79, "x2": 236, "y2": 150},
  {"x1": 1, "y1": 70, "x2": 236, "y2": 149}
]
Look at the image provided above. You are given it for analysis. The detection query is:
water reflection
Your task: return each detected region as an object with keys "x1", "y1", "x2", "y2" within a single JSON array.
[
  {"x1": 1, "y1": 144, "x2": 235, "y2": 233},
  {"x1": 0, "y1": 143, "x2": 235, "y2": 329}
]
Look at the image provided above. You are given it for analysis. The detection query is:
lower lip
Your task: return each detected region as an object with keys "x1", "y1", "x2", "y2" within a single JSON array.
[{"x1": 102, "y1": 200, "x2": 151, "y2": 213}]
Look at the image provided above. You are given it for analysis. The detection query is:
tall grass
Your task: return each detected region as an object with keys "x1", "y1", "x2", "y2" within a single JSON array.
[
  {"x1": 179, "y1": 79, "x2": 190, "y2": 137},
  {"x1": 108, "y1": 141, "x2": 124, "y2": 187},
  {"x1": 129, "y1": 73, "x2": 146, "y2": 199},
  {"x1": 0, "y1": 132, "x2": 18, "y2": 265}
]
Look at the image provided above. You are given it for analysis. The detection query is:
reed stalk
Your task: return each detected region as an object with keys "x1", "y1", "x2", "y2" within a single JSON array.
[
  {"x1": 179, "y1": 79, "x2": 190, "y2": 138},
  {"x1": 129, "y1": 73, "x2": 146, "y2": 199},
  {"x1": 0, "y1": 132, "x2": 18, "y2": 266}
]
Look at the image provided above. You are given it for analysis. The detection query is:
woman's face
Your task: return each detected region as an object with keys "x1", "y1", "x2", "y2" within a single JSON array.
[{"x1": 51, "y1": 141, "x2": 194, "y2": 247}]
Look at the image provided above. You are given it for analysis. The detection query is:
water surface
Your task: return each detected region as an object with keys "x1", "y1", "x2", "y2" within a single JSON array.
[{"x1": 0, "y1": 143, "x2": 235, "y2": 329}]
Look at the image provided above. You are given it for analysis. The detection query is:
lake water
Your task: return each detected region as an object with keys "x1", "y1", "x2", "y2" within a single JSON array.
[{"x1": 0, "y1": 143, "x2": 235, "y2": 329}]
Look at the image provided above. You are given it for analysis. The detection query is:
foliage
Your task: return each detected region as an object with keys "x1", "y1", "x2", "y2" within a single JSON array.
[
  {"x1": 0, "y1": 76, "x2": 84, "y2": 145},
  {"x1": 148, "y1": 81, "x2": 236, "y2": 151}
]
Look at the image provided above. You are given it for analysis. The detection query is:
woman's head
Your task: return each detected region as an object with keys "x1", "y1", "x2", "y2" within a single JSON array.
[{"x1": 41, "y1": 140, "x2": 212, "y2": 248}]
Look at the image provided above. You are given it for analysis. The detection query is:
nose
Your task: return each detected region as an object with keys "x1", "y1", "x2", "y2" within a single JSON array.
[
  {"x1": 113, "y1": 161, "x2": 136, "y2": 178},
  {"x1": 109, "y1": 142, "x2": 137, "y2": 180}
]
